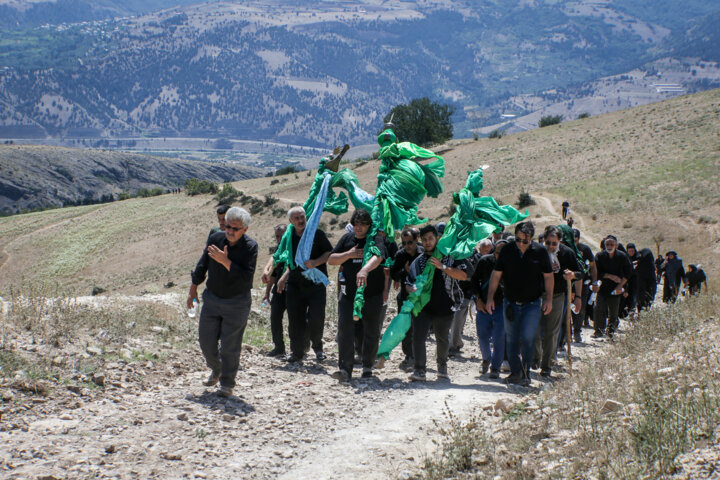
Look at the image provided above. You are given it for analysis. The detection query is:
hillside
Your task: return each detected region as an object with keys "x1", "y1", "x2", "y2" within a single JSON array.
[
  {"x1": 0, "y1": 145, "x2": 263, "y2": 214},
  {"x1": 1, "y1": 0, "x2": 719, "y2": 145},
  {"x1": 0, "y1": 88, "x2": 717, "y2": 296}
]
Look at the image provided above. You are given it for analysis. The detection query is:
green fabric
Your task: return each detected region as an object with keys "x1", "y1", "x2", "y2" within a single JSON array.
[
  {"x1": 558, "y1": 223, "x2": 587, "y2": 274},
  {"x1": 376, "y1": 168, "x2": 529, "y2": 358},
  {"x1": 272, "y1": 224, "x2": 296, "y2": 270},
  {"x1": 352, "y1": 138, "x2": 446, "y2": 319}
]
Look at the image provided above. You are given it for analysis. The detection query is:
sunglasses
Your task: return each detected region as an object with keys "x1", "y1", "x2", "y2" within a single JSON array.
[
  {"x1": 226, "y1": 225, "x2": 244, "y2": 232},
  {"x1": 516, "y1": 238, "x2": 531, "y2": 245},
  {"x1": 402, "y1": 240, "x2": 415, "y2": 246},
  {"x1": 544, "y1": 241, "x2": 558, "y2": 247}
]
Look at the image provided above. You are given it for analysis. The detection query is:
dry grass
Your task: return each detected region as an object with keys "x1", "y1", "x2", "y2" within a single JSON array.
[{"x1": 416, "y1": 294, "x2": 720, "y2": 479}]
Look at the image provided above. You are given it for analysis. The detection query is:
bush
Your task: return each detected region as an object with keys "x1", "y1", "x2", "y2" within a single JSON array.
[
  {"x1": 184, "y1": 178, "x2": 219, "y2": 196},
  {"x1": 214, "y1": 183, "x2": 243, "y2": 205},
  {"x1": 517, "y1": 190, "x2": 535, "y2": 208},
  {"x1": 275, "y1": 165, "x2": 297, "y2": 176},
  {"x1": 383, "y1": 97, "x2": 455, "y2": 146},
  {"x1": 538, "y1": 114, "x2": 563, "y2": 127},
  {"x1": 136, "y1": 187, "x2": 165, "y2": 198},
  {"x1": 578, "y1": 112, "x2": 590, "y2": 119},
  {"x1": 488, "y1": 128, "x2": 504, "y2": 139}
]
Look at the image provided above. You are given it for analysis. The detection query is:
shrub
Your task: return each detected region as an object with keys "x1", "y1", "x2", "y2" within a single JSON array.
[
  {"x1": 578, "y1": 112, "x2": 590, "y2": 119},
  {"x1": 383, "y1": 97, "x2": 455, "y2": 146},
  {"x1": 275, "y1": 165, "x2": 297, "y2": 176},
  {"x1": 538, "y1": 114, "x2": 563, "y2": 127},
  {"x1": 214, "y1": 183, "x2": 243, "y2": 205},
  {"x1": 517, "y1": 190, "x2": 535, "y2": 208},
  {"x1": 136, "y1": 187, "x2": 164, "y2": 198},
  {"x1": 184, "y1": 178, "x2": 218, "y2": 196},
  {"x1": 488, "y1": 129, "x2": 504, "y2": 139}
]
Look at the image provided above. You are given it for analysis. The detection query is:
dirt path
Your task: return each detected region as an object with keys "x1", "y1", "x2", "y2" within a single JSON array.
[{"x1": 534, "y1": 194, "x2": 602, "y2": 247}]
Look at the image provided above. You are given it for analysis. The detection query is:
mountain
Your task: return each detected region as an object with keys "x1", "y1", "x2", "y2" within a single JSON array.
[
  {"x1": 0, "y1": 0, "x2": 719, "y2": 146},
  {"x1": 0, "y1": 144, "x2": 263, "y2": 214}
]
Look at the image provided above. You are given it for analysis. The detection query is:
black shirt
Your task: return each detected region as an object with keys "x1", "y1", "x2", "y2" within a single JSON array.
[
  {"x1": 270, "y1": 261, "x2": 286, "y2": 295},
  {"x1": 577, "y1": 242, "x2": 594, "y2": 272},
  {"x1": 594, "y1": 250, "x2": 633, "y2": 295},
  {"x1": 549, "y1": 243, "x2": 583, "y2": 294},
  {"x1": 471, "y1": 253, "x2": 503, "y2": 304},
  {"x1": 383, "y1": 236, "x2": 399, "y2": 262},
  {"x1": 390, "y1": 246, "x2": 424, "y2": 302},
  {"x1": 288, "y1": 229, "x2": 333, "y2": 285},
  {"x1": 332, "y1": 233, "x2": 388, "y2": 297},
  {"x1": 427, "y1": 267, "x2": 454, "y2": 316},
  {"x1": 458, "y1": 251, "x2": 481, "y2": 297},
  {"x1": 191, "y1": 232, "x2": 257, "y2": 298},
  {"x1": 494, "y1": 241, "x2": 553, "y2": 303}
]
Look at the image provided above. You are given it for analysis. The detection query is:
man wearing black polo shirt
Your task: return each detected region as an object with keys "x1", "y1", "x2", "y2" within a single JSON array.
[
  {"x1": 261, "y1": 206, "x2": 333, "y2": 363},
  {"x1": 328, "y1": 210, "x2": 388, "y2": 381},
  {"x1": 406, "y1": 225, "x2": 473, "y2": 382},
  {"x1": 487, "y1": 221, "x2": 553, "y2": 386},
  {"x1": 591, "y1": 235, "x2": 632, "y2": 339},
  {"x1": 188, "y1": 207, "x2": 257, "y2": 397},
  {"x1": 390, "y1": 228, "x2": 424, "y2": 370}
]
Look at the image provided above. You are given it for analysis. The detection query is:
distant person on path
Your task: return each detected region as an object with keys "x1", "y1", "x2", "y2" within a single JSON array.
[
  {"x1": 471, "y1": 239, "x2": 508, "y2": 379},
  {"x1": 635, "y1": 248, "x2": 657, "y2": 312},
  {"x1": 389, "y1": 228, "x2": 424, "y2": 370},
  {"x1": 407, "y1": 225, "x2": 473, "y2": 382},
  {"x1": 685, "y1": 264, "x2": 708, "y2": 296},
  {"x1": 591, "y1": 235, "x2": 632, "y2": 339},
  {"x1": 533, "y1": 226, "x2": 582, "y2": 377},
  {"x1": 561, "y1": 201, "x2": 570, "y2": 220},
  {"x1": 208, "y1": 205, "x2": 229, "y2": 237},
  {"x1": 486, "y1": 221, "x2": 553, "y2": 386},
  {"x1": 261, "y1": 207, "x2": 333, "y2": 363},
  {"x1": 328, "y1": 209, "x2": 388, "y2": 381},
  {"x1": 660, "y1": 251, "x2": 686, "y2": 303},
  {"x1": 263, "y1": 224, "x2": 288, "y2": 357},
  {"x1": 188, "y1": 207, "x2": 257, "y2": 397}
]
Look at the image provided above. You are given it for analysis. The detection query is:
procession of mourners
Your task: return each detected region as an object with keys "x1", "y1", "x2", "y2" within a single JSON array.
[{"x1": 186, "y1": 123, "x2": 707, "y2": 396}]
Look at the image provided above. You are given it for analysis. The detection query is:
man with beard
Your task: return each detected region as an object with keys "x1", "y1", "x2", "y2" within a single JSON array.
[
  {"x1": 328, "y1": 210, "x2": 387, "y2": 381},
  {"x1": 389, "y1": 228, "x2": 424, "y2": 370},
  {"x1": 591, "y1": 235, "x2": 632, "y2": 339}
]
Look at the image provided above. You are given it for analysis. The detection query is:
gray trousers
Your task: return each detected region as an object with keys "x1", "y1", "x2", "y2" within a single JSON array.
[
  {"x1": 413, "y1": 310, "x2": 453, "y2": 372},
  {"x1": 534, "y1": 293, "x2": 566, "y2": 371},
  {"x1": 449, "y1": 297, "x2": 472, "y2": 350},
  {"x1": 198, "y1": 289, "x2": 251, "y2": 389}
]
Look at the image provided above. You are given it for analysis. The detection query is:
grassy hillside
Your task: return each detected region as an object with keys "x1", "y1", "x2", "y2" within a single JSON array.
[{"x1": 1, "y1": 89, "x2": 718, "y2": 296}]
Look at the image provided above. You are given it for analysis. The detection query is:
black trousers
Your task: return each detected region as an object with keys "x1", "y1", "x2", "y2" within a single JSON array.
[
  {"x1": 572, "y1": 282, "x2": 590, "y2": 337},
  {"x1": 594, "y1": 293, "x2": 621, "y2": 334},
  {"x1": 286, "y1": 281, "x2": 326, "y2": 358},
  {"x1": 338, "y1": 292, "x2": 384, "y2": 375},
  {"x1": 270, "y1": 287, "x2": 286, "y2": 350},
  {"x1": 413, "y1": 310, "x2": 453, "y2": 372}
]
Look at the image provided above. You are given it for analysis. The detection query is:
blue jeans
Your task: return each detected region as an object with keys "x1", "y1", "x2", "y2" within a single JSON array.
[
  {"x1": 503, "y1": 298, "x2": 542, "y2": 378},
  {"x1": 476, "y1": 303, "x2": 505, "y2": 372}
]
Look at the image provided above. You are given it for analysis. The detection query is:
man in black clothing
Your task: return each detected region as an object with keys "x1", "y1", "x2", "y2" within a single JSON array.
[
  {"x1": 685, "y1": 264, "x2": 707, "y2": 295},
  {"x1": 188, "y1": 207, "x2": 257, "y2": 397},
  {"x1": 487, "y1": 221, "x2": 553, "y2": 386},
  {"x1": 328, "y1": 210, "x2": 388, "y2": 381},
  {"x1": 262, "y1": 224, "x2": 288, "y2": 357},
  {"x1": 407, "y1": 225, "x2": 473, "y2": 382},
  {"x1": 208, "y1": 204, "x2": 229, "y2": 237},
  {"x1": 389, "y1": 228, "x2": 423, "y2": 370},
  {"x1": 534, "y1": 226, "x2": 582, "y2": 377},
  {"x1": 261, "y1": 206, "x2": 333, "y2": 363},
  {"x1": 591, "y1": 235, "x2": 632, "y2": 338},
  {"x1": 572, "y1": 228, "x2": 596, "y2": 333}
]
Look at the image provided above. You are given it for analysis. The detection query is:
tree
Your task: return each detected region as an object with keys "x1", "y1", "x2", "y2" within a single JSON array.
[
  {"x1": 539, "y1": 114, "x2": 563, "y2": 127},
  {"x1": 383, "y1": 97, "x2": 455, "y2": 146}
]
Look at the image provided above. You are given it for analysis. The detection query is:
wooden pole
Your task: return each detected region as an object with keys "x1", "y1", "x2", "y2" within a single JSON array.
[{"x1": 566, "y1": 278, "x2": 573, "y2": 375}]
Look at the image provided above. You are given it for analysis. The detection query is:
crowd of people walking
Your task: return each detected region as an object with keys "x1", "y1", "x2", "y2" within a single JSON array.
[{"x1": 187, "y1": 203, "x2": 709, "y2": 395}]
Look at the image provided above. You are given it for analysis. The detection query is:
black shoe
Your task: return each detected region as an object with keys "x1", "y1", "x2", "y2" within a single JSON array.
[
  {"x1": 353, "y1": 355, "x2": 362, "y2": 365},
  {"x1": 448, "y1": 347, "x2": 460, "y2": 358},
  {"x1": 540, "y1": 369, "x2": 552, "y2": 378},
  {"x1": 480, "y1": 359, "x2": 490, "y2": 375},
  {"x1": 530, "y1": 362, "x2": 540, "y2": 371},
  {"x1": 285, "y1": 353, "x2": 303, "y2": 363},
  {"x1": 399, "y1": 357, "x2": 414, "y2": 372},
  {"x1": 315, "y1": 350, "x2": 326, "y2": 362},
  {"x1": 331, "y1": 370, "x2": 350, "y2": 383},
  {"x1": 591, "y1": 331, "x2": 604, "y2": 339},
  {"x1": 504, "y1": 374, "x2": 530, "y2": 387},
  {"x1": 489, "y1": 369, "x2": 500, "y2": 379},
  {"x1": 266, "y1": 346, "x2": 285, "y2": 357},
  {"x1": 573, "y1": 334, "x2": 582, "y2": 344},
  {"x1": 361, "y1": 368, "x2": 373, "y2": 379}
]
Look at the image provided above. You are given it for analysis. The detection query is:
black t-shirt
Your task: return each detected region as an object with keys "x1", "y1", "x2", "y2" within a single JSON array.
[
  {"x1": 594, "y1": 250, "x2": 633, "y2": 295},
  {"x1": 471, "y1": 253, "x2": 503, "y2": 304},
  {"x1": 390, "y1": 246, "x2": 424, "y2": 302},
  {"x1": 288, "y1": 229, "x2": 333, "y2": 285},
  {"x1": 577, "y1": 242, "x2": 594, "y2": 271},
  {"x1": 332, "y1": 233, "x2": 388, "y2": 297},
  {"x1": 383, "y1": 236, "x2": 399, "y2": 262},
  {"x1": 427, "y1": 267, "x2": 454, "y2": 316},
  {"x1": 549, "y1": 243, "x2": 583, "y2": 294},
  {"x1": 494, "y1": 241, "x2": 553, "y2": 303}
]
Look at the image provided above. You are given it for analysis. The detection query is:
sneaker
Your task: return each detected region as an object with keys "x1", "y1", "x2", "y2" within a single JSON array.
[
  {"x1": 573, "y1": 334, "x2": 582, "y2": 344},
  {"x1": 315, "y1": 350, "x2": 327, "y2": 362},
  {"x1": 504, "y1": 374, "x2": 530, "y2": 387},
  {"x1": 437, "y1": 365, "x2": 449, "y2": 380},
  {"x1": 480, "y1": 359, "x2": 491, "y2": 375},
  {"x1": 448, "y1": 347, "x2": 460, "y2": 358},
  {"x1": 361, "y1": 368, "x2": 373, "y2": 379},
  {"x1": 203, "y1": 372, "x2": 220, "y2": 387},
  {"x1": 530, "y1": 362, "x2": 540, "y2": 371},
  {"x1": 266, "y1": 346, "x2": 285, "y2": 357},
  {"x1": 501, "y1": 360, "x2": 510, "y2": 373},
  {"x1": 285, "y1": 353, "x2": 303, "y2": 363},
  {"x1": 217, "y1": 385, "x2": 233, "y2": 397},
  {"x1": 489, "y1": 369, "x2": 500, "y2": 379},
  {"x1": 331, "y1": 370, "x2": 350, "y2": 383},
  {"x1": 409, "y1": 370, "x2": 426, "y2": 382},
  {"x1": 399, "y1": 357, "x2": 414, "y2": 372},
  {"x1": 591, "y1": 331, "x2": 604, "y2": 339},
  {"x1": 540, "y1": 369, "x2": 552, "y2": 378}
]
